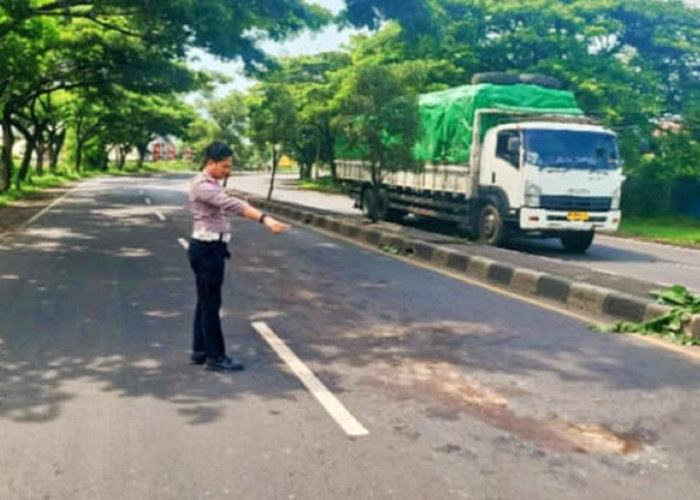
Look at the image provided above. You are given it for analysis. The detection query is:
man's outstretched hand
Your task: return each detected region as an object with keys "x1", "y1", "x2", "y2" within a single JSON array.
[{"x1": 264, "y1": 216, "x2": 290, "y2": 234}]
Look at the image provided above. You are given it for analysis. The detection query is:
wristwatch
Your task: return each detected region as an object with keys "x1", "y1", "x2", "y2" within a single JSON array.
[{"x1": 259, "y1": 211, "x2": 268, "y2": 224}]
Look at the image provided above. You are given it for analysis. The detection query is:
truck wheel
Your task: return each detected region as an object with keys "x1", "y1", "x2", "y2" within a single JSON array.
[
  {"x1": 476, "y1": 203, "x2": 506, "y2": 246},
  {"x1": 560, "y1": 231, "x2": 594, "y2": 253},
  {"x1": 376, "y1": 188, "x2": 390, "y2": 220},
  {"x1": 373, "y1": 188, "x2": 405, "y2": 222},
  {"x1": 361, "y1": 187, "x2": 379, "y2": 221},
  {"x1": 384, "y1": 208, "x2": 406, "y2": 223}
]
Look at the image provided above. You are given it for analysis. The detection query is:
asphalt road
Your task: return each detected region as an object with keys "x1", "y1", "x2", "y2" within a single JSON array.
[
  {"x1": 231, "y1": 172, "x2": 700, "y2": 292},
  {"x1": 2, "y1": 175, "x2": 700, "y2": 499}
]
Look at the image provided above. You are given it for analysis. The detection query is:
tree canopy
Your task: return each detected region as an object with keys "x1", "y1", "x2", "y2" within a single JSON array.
[{"x1": 4, "y1": 0, "x2": 700, "y2": 217}]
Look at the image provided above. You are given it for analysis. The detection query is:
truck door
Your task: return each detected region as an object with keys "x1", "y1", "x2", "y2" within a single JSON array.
[{"x1": 480, "y1": 129, "x2": 524, "y2": 210}]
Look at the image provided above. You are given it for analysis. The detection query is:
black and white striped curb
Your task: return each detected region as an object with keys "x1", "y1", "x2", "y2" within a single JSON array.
[{"x1": 244, "y1": 194, "x2": 700, "y2": 339}]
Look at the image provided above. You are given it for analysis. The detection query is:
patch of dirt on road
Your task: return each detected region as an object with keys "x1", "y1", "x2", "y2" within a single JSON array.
[{"x1": 367, "y1": 359, "x2": 645, "y2": 456}]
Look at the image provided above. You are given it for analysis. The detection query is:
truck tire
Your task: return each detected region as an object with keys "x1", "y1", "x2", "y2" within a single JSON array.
[
  {"x1": 376, "y1": 188, "x2": 390, "y2": 220},
  {"x1": 560, "y1": 231, "x2": 594, "y2": 253},
  {"x1": 471, "y1": 72, "x2": 563, "y2": 90},
  {"x1": 518, "y1": 73, "x2": 563, "y2": 89},
  {"x1": 361, "y1": 187, "x2": 379, "y2": 221},
  {"x1": 476, "y1": 203, "x2": 507, "y2": 246},
  {"x1": 471, "y1": 72, "x2": 520, "y2": 85},
  {"x1": 384, "y1": 208, "x2": 406, "y2": 223}
]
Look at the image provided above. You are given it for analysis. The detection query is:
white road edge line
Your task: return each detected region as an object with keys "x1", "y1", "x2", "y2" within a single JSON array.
[
  {"x1": 178, "y1": 238, "x2": 188, "y2": 249},
  {"x1": 25, "y1": 182, "x2": 85, "y2": 226},
  {"x1": 154, "y1": 210, "x2": 166, "y2": 221},
  {"x1": 251, "y1": 321, "x2": 369, "y2": 437}
]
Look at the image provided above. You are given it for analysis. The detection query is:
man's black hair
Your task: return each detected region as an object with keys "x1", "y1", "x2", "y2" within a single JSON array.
[{"x1": 202, "y1": 142, "x2": 233, "y2": 168}]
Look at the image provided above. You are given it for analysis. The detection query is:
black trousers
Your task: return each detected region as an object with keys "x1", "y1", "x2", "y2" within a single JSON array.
[{"x1": 188, "y1": 240, "x2": 231, "y2": 359}]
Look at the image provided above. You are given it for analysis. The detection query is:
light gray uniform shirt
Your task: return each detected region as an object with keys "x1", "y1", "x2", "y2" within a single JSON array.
[{"x1": 189, "y1": 172, "x2": 249, "y2": 234}]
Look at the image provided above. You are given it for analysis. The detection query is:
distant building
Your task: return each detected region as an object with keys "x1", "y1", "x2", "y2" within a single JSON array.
[{"x1": 148, "y1": 136, "x2": 179, "y2": 161}]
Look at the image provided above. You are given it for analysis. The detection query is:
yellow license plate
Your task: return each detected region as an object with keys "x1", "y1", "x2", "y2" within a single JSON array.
[{"x1": 567, "y1": 211, "x2": 589, "y2": 222}]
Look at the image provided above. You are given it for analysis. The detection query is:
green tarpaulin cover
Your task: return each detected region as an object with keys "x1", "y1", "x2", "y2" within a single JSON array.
[{"x1": 416, "y1": 83, "x2": 583, "y2": 164}]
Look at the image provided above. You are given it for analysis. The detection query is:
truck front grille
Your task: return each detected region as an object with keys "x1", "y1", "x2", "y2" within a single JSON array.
[{"x1": 540, "y1": 196, "x2": 612, "y2": 212}]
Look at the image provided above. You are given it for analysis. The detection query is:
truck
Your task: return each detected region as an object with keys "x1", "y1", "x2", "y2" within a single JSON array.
[{"x1": 336, "y1": 76, "x2": 624, "y2": 253}]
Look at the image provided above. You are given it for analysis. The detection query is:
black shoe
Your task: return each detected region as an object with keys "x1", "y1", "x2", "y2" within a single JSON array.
[
  {"x1": 205, "y1": 355, "x2": 245, "y2": 372},
  {"x1": 190, "y1": 351, "x2": 206, "y2": 365}
]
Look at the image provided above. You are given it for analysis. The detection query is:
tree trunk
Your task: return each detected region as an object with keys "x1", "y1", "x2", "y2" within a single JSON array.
[
  {"x1": 101, "y1": 146, "x2": 109, "y2": 171},
  {"x1": 326, "y1": 130, "x2": 337, "y2": 180},
  {"x1": 298, "y1": 160, "x2": 310, "y2": 180},
  {"x1": 1, "y1": 112, "x2": 14, "y2": 192},
  {"x1": 47, "y1": 122, "x2": 65, "y2": 174},
  {"x1": 49, "y1": 128, "x2": 65, "y2": 174},
  {"x1": 35, "y1": 142, "x2": 45, "y2": 176},
  {"x1": 74, "y1": 117, "x2": 84, "y2": 172},
  {"x1": 17, "y1": 136, "x2": 37, "y2": 187},
  {"x1": 267, "y1": 146, "x2": 278, "y2": 200},
  {"x1": 137, "y1": 144, "x2": 147, "y2": 169},
  {"x1": 118, "y1": 145, "x2": 128, "y2": 170},
  {"x1": 13, "y1": 119, "x2": 37, "y2": 186},
  {"x1": 313, "y1": 135, "x2": 322, "y2": 181},
  {"x1": 75, "y1": 139, "x2": 84, "y2": 172}
]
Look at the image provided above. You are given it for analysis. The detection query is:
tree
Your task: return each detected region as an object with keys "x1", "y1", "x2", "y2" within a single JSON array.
[
  {"x1": 248, "y1": 83, "x2": 299, "y2": 199},
  {"x1": 102, "y1": 92, "x2": 196, "y2": 169},
  {"x1": 264, "y1": 51, "x2": 352, "y2": 180},
  {"x1": 205, "y1": 92, "x2": 252, "y2": 167},
  {"x1": 342, "y1": 0, "x2": 437, "y2": 35},
  {"x1": 0, "y1": 0, "x2": 330, "y2": 190},
  {"x1": 332, "y1": 63, "x2": 421, "y2": 220}
]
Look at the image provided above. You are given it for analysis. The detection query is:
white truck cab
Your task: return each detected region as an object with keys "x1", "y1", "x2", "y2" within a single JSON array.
[{"x1": 479, "y1": 122, "x2": 623, "y2": 251}]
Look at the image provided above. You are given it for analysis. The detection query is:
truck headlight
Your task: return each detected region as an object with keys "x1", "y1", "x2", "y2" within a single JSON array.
[
  {"x1": 611, "y1": 187, "x2": 621, "y2": 210},
  {"x1": 525, "y1": 182, "x2": 541, "y2": 208}
]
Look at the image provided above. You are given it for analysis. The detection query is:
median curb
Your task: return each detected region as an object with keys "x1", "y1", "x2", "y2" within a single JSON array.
[{"x1": 246, "y1": 194, "x2": 700, "y2": 339}]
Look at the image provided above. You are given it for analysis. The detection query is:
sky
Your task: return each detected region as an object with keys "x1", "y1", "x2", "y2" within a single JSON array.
[{"x1": 187, "y1": 0, "x2": 354, "y2": 99}]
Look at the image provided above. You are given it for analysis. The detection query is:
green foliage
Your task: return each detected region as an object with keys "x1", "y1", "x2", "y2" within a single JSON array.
[
  {"x1": 6, "y1": 0, "x2": 700, "y2": 214},
  {"x1": 247, "y1": 82, "x2": 300, "y2": 198},
  {"x1": 594, "y1": 285, "x2": 700, "y2": 345},
  {"x1": 255, "y1": 51, "x2": 352, "y2": 179},
  {"x1": 342, "y1": 0, "x2": 437, "y2": 35},
  {"x1": 197, "y1": 92, "x2": 252, "y2": 167},
  {"x1": 333, "y1": 63, "x2": 421, "y2": 183},
  {"x1": 379, "y1": 244, "x2": 401, "y2": 255},
  {"x1": 247, "y1": 83, "x2": 299, "y2": 158},
  {"x1": 297, "y1": 176, "x2": 347, "y2": 194},
  {"x1": 619, "y1": 216, "x2": 700, "y2": 245},
  {"x1": 186, "y1": 118, "x2": 222, "y2": 162},
  {"x1": 335, "y1": 0, "x2": 700, "y2": 218},
  {"x1": 0, "y1": 0, "x2": 334, "y2": 190}
]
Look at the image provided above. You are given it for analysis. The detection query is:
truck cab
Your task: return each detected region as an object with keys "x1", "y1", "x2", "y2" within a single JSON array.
[{"x1": 479, "y1": 122, "x2": 623, "y2": 252}]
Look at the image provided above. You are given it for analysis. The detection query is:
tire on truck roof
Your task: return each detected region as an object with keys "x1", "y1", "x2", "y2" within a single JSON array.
[
  {"x1": 471, "y1": 72, "x2": 563, "y2": 89},
  {"x1": 517, "y1": 73, "x2": 562, "y2": 89},
  {"x1": 471, "y1": 72, "x2": 520, "y2": 85}
]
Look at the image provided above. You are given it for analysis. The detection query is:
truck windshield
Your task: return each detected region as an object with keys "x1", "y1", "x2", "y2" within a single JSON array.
[{"x1": 523, "y1": 129, "x2": 620, "y2": 170}]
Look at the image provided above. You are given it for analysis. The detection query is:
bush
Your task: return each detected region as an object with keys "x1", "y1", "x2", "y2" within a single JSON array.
[{"x1": 621, "y1": 173, "x2": 673, "y2": 216}]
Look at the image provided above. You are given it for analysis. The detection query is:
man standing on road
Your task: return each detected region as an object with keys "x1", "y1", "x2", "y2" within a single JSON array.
[{"x1": 188, "y1": 141, "x2": 289, "y2": 372}]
